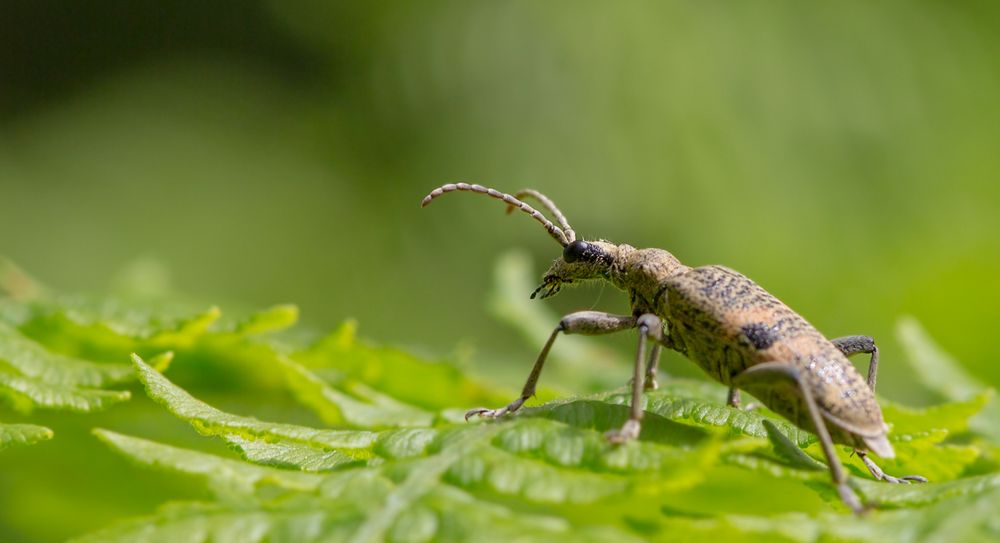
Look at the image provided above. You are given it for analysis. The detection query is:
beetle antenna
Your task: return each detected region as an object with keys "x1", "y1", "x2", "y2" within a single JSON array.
[
  {"x1": 421, "y1": 183, "x2": 569, "y2": 246},
  {"x1": 508, "y1": 189, "x2": 575, "y2": 243}
]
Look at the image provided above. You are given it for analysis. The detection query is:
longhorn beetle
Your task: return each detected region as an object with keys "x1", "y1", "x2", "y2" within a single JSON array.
[{"x1": 421, "y1": 182, "x2": 926, "y2": 513}]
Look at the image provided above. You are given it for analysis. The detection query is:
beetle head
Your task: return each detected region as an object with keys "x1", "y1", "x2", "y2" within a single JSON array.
[{"x1": 532, "y1": 239, "x2": 618, "y2": 299}]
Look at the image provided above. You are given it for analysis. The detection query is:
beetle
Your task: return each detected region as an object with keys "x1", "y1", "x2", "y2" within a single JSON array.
[{"x1": 421, "y1": 182, "x2": 926, "y2": 513}]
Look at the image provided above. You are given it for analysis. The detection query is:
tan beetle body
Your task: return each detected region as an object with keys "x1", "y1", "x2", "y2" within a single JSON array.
[{"x1": 607, "y1": 246, "x2": 892, "y2": 456}]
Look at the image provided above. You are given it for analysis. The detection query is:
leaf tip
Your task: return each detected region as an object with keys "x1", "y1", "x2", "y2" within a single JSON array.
[{"x1": 150, "y1": 351, "x2": 174, "y2": 373}]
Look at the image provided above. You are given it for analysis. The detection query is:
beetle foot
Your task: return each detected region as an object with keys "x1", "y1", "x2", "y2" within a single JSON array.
[
  {"x1": 464, "y1": 397, "x2": 526, "y2": 421},
  {"x1": 873, "y1": 470, "x2": 929, "y2": 484},
  {"x1": 644, "y1": 375, "x2": 659, "y2": 390},
  {"x1": 726, "y1": 388, "x2": 756, "y2": 410},
  {"x1": 605, "y1": 419, "x2": 641, "y2": 444},
  {"x1": 858, "y1": 450, "x2": 928, "y2": 484}
]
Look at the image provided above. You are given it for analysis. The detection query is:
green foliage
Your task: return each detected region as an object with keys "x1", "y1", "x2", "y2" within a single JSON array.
[
  {"x1": 1, "y1": 274, "x2": 998, "y2": 542},
  {"x1": 0, "y1": 422, "x2": 53, "y2": 450},
  {"x1": 0, "y1": 313, "x2": 131, "y2": 420}
]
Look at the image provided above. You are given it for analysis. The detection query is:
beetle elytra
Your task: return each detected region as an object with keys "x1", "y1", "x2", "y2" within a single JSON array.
[{"x1": 421, "y1": 182, "x2": 926, "y2": 513}]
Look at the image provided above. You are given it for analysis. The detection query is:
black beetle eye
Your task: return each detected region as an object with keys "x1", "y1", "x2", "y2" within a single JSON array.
[{"x1": 563, "y1": 240, "x2": 590, "y2": 263}]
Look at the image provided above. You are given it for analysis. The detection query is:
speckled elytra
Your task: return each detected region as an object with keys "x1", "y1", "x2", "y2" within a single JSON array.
[{"x1": 421, "y1": 183, "x2": 926, "y2": 513}]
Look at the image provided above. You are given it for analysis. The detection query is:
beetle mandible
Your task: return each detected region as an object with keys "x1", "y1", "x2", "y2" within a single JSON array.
[{"x1": 421, "y1": 182, "x2": 926, "y2": 513}]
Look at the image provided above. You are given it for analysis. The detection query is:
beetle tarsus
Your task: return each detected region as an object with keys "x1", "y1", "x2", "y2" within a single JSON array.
[
  {"x1": 605, "y1": 419, "x2": 641, "y2": 443},
  {"x1": 726, "y1": 387, "x2": 759, "y2": 411},
  {"x1": 856, "y1": 450, "x2": 928, "y2": 484},
  {"x1": 464, "y1": 397, "x2": 526, "y2": 421}
]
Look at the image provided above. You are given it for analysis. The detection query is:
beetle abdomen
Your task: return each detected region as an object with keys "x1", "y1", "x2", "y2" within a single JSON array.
[{"x1": 660, "y1": 265, "x2": 889, "y2": 447}]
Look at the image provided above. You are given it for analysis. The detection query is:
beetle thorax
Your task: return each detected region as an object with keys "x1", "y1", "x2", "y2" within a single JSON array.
[{"x1": 610, "y1": 247, "x2": 690, "y2": 313}]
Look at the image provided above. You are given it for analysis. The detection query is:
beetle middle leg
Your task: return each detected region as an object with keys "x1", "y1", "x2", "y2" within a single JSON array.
[
  {"x1": 832, "y1": 335, "x2": 928, "y2": 484},
  {"x1": 732, "y1": 362, "x2": 865, "y2": 514},
  {"x1": 607, "y1": 314, "x2": 662, "y2": 443},
  {"x1": 465, "y1": 311, "x2": 637, "y2": 421}
]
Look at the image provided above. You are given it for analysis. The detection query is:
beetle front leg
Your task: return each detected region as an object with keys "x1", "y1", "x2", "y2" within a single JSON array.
[
  {"x1": 832, "y1": 335, "x2": 928, "y2": 484},
  {"x1": 607, "y1": 314, "x2": 662, "y2": 444},
  {"x1": 465, "y1": 311, "x2": 637, "y2": 421}
]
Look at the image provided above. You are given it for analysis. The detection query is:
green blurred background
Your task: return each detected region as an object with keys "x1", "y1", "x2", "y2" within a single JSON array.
[{"x1": 1, "y1": 2, "x2": 999, "y2": 540}]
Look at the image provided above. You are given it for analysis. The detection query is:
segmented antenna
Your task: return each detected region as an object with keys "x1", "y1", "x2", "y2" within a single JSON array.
[
  {"x1": 421, "y1": 183, "x2": 569, "y2": 246},
  {"x1": 509, "y1": 189, "x2": 576, "y2": 243}
]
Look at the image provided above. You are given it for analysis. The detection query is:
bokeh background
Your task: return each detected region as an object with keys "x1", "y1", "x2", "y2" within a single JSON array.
[{"x1": 1, "y1": 2, "x2": 999, "y2": 540}]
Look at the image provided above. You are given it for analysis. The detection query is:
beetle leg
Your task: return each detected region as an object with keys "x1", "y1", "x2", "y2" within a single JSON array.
[
  {"x1": 726, "y1": 388, "x2": 759, "y2": 411},
  {"x1": 727, "y1": 387, "x2": 740, "y2": 407},
  {"x1": 607, "y1": 314, "x2": 662, "y2": 444},
  {"x1": 830, "y1": 336, "x2": 929, "y2": 484},
  {"x1": 643, "y1": 343, "x2": 662, "y2": 390},
  {"x1": 733, "y1": 362, "x2": 865, "y2": 514},
  {"x1": 831, "y1": 335, "x2": 879, "y2": 390},
  {"x1": 465, "y1": 311, "x2": 637, "y2": 421},
  {"x1": 855, "y1": 450, "x2": 928, "y2": 484}
]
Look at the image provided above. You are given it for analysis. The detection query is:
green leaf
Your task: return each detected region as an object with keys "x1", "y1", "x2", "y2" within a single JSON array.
[
  {"x1": 93, "y1": 429, "x2": 325, "y2": 495},
  {"x1": 292, "y1": 320, "x2": 507, "y2": 412},
  {"x1": 224, "y1": 436, "x2": 360, "y2": 472},
  {"x1": 526, "y1": 399, "x2": 710, "y2": 448},
  {"x1": 654, "y1": 486, "x2": 1000, "y2": 542},
  {"x1": 0, "y1": 319, "x2": 132, "y2": 413},
  {"x1": 226, "y1": 304, "x2": 299, "y2": 336},
  {"x1": 897, "y1": 316, "x2": 1000, "y2": 442},
  {"x1": 0, "y1": 422, "x2": 53, "y2": 450},
  {"x1": 13, "y1": 297, "x2": 225, "y2": 359},
  {"x1": 274, "y1": 355, "x2": 434, "y2": 429},
  {"x1": 853, "y1": 471, "x2": 1000, "y2": 508},
  {"x1": 54, "y1": 297, "x2": 222, "y2": 343},
  {"x1": 762, "y1": 420, "x2": 825, "y2": 472},
  {"x1": 897, "y1": 316, "x2": 985, "y2": 402},
  {"x1": 883, "y1": 431, "x2": 980, "y2": 482},
  {"x1": 597, "y1": 384, "x2": 817, "y2": 447},
  {"x1": 882, "y1": 390, "x2": 993, "y2": 435},
  {"x1": 0, "y1": 371, "x2": 130, "y2": 413},
  {"x1": 131, "y1": 353, "x2": 379, "y2": 458},
  {"x1": 68, "y1": 500, "x2": 367, "y2": 543},
  {"x1": 0, "y1": 322, "x2": 133, "y2": 387},
  {"x1": 70, "y1": 489, "x2": 644, "y2": 543}
]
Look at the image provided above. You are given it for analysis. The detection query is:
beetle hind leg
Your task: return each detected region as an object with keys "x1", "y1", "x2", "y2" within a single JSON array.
[
  {"x1": 855, "y1": 450, "x2": 928, "y2": 484},
  {"x1": 733, "y1": 362, "x2": 865, "y2": 514}
]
